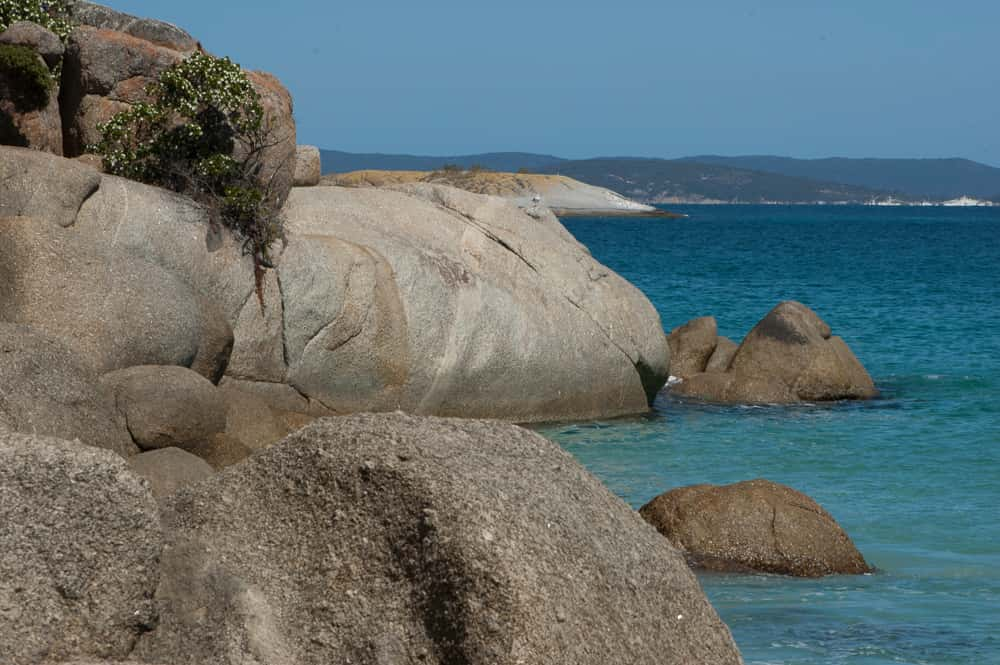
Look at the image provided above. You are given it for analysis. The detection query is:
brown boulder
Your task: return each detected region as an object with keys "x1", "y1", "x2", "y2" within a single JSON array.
[
  {"x1": 0, "y1": 21, "x2": 64, "y2": 67},
  {"x1": 667, "y1": 316, "x2": 718, "y2": 379},
  {"x1": 672, "y1": 302, "x2": 877, "y2": 404},
  {"x1": 245, "y1": 70, "x2": 296, "y2": 205},
  {"x1": 639, "y1": 478, "x2": 872, "y2": 577},
  {"x1": 705, "y1": 335, "x2": 738, "y2": 373},
  {"x1": 67, "y1": 1, "x2": 200, "y2": 53},
  {"x1": 100, "y1": 365, "x2": 227, "y2": 452}
]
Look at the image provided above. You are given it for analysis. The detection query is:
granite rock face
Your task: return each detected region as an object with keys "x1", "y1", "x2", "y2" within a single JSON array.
[
  {"x1": 128, "y1": 447, "x2": 214, "y2": 498},
  {"x1": 279, "y1": 183, "x2": 670, "y2": 420},
  {"x1": 67, "y1": 0, "x2": 200, "y2": 52},
  {"x1": 0, "y1": 34, "x2": 63, "y2": 154},
  {"x1": 640, "y1": 479, "x2": 872, "y2": 577},
  {"x1": 136, "y1": 414, "x2": 742, "y2": 665},
  {"x1": 1, "y1": 146, "x2": 668, "y2": 423},
  {"x1": 670, "y1": 302, "x2": 877, "y2": 404},
  {"x1": 0, "y1": 431, "x2": 161, "y2": 664},
  {"x1": 0, "y1": 323, "x2": 136, "y2": 457},
  {"x1": 0, "y1": 21, "x2": 65, "y2": 67}
]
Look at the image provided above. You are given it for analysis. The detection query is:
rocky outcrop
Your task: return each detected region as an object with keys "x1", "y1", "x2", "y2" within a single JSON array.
[
  {"x1": 669, "y1": 302, "x2": 877, "y2": 404},
  {"x1": 0, "y1": 25, "x2": 63, "y2": 153},
  {"x1": 280, "y1": 183, "x2": 670, "y2": 420},
  {"x1": 667, "y1": 316, "x2": 718, "y2": 379},
  {"x1": 135, "y1": 414, "x2": 742, "y2": 665},
  {"x1": 243, "y1": 70, "x2": 296, "y2": 205},
  {"x1": 0, "y1": 323, "x2": 136, "y2": 457},
  {"x1": 66, "y1": 1, "x2": 200, "y2": 53},
  {"x1": 640, "y1": 479, "x2": 872, "y2": 577},
  {"x1": 0, "y1": 431, "x2": 161, "y2": 664},
  {"x1": 705, "y1": 335, "x2": 738, "y2": 373},
  {"x1": 101, "y1": 366, "x2": 228, "y2": 452},
  {"x1": 293, "y1": 143, "x2": 321, "y2": 186},
  {"x1": 1, "y1": 138, "x2": 667, "y2": 424},
  {"x1": 128, "y1": 447, "x2": 214, "y2": 498}
]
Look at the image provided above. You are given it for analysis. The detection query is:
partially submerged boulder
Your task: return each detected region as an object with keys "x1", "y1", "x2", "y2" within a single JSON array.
[
  {"x1": 0, "y1": 323, "x2": 136, "y2": 457},
  {"x1": 101, "y1": 366, "x2": 227, "y2": 452},
  {"x1": 667, "y1": 316, "x2": 718, "y2": 379},
  {"x1": 705, "y1": 335, "x2": 738, "y2": 373},
  {"x1": 136, "y1": 414, "x2": 742, "y2": 665},
  {"x1": 671, "y1": 302, "x2": 877, "y2": 404},
  {"x1": 639, "y1": 478, "x2": 872, "y2": 577},
  {"x1": 0, "y1": 431, "x2": 161, "y2": 664}
]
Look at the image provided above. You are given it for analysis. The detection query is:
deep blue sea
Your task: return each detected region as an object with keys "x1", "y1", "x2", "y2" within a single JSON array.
[{"x1": 539, "y1": 205, "x2": 1000, "y2": 665}]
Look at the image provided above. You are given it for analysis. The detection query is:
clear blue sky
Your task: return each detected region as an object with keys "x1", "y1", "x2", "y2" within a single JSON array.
[{"x1": 113, "y1": 0, "x2": 999, "y2": 165}]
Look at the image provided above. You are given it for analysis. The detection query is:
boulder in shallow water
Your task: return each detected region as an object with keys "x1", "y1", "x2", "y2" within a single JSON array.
[
  {"x1": 639, "y1": 478, "x2": 872, "y2": 577},
  {"x1": 667, "y1": 316, "x2": 718, "y2": 379},
  {"x1": 671, "y1": 301, "x2": 877, "y2": 404},
  {"x1": 136, "y1": 413, "x2": 742, "y2": 665}
]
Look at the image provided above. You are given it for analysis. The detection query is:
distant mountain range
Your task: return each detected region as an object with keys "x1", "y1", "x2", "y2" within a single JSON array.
[{"x1": 320, "y1": 150, "x2": 1000, "y2": 204}]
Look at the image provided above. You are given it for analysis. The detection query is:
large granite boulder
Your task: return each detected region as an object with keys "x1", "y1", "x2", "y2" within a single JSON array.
[
  {"x1": 0, "y1": 22, "x2": 65, "y2": 67},
  {"x1": 667, "y1": 315, "x2": 718, "y2": 379},
  {"x1": 244, "y1": 70, "x2": 297, "y2": 206},
  {"x1": 0, "y1": 431, "x2": 161, "y2": 664},
  {"x1": 640, "y1": 479, "x2": 872, "y2": 577},
  {"x1": 136, "y1": 414, "x2": 741, "y2": 665},
  {"x1": 671, "y1": 301, "x2": 877, "y2": 404},
  {"x1": 0, "y1": 323, "x2": 136, "y2": 457},
  {"x1": 100, "y1": 366, "x2": 227, "y2": 452},
  {"x1": 293, "y1": 144, "x2": 321, "y2": 186},
  {"x1": 279, "y1": 183, "x2": 670, "y2": 421},
  {"x1": 1, "y1": 146, "x2": 668, "y2": 423},
  {"x1": 705, "y1": 335, "x2": 738, "y2": 373}
]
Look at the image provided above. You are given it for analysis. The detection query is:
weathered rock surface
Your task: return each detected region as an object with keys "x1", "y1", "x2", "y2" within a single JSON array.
[
  {"x1": 2, "y1": 146, "x2": 668, "y2": 423},
  {"x1": 0, "y1": 323, "x2": 136, "y2": 456},
  {"x1": 245, "y1": 70, "x2": 296, "y2": 205},
  {"x1": 0, "y1": 431, "x2": 161, "y2": 664},
  {"x1": 667, "y1": 316, "x2": 718, "y2": 379},
  {"x1": 705, "y1": 335, "x2": 738, "y2": 373},
  {"x1": 136, "y1": 414, "x2": 742, "y2": 665},
  {"x1": 0, "y1": 22, "x2": 65, "y2": 67},
  {"x1": 293, "y1": 144, "x2": 321, "y2": 186},
  {"x1": 280, "y1": 183, "x2": 669, "y2": 421},
  {"x1": 67, "y1": 0, "x2": 200, "y2": 53},
  {"x1": 101, "y1": 366, "x2": 227, "y2": 452},
  {"x1": 671, "y1": 302, "x2": 877, "y2": 404},
  {"x1": 640, "y1": 479, "x2": 872, "y2": 577},
  {"x1": 128, "y1": 447, "x2": 214, "y2": 498}
]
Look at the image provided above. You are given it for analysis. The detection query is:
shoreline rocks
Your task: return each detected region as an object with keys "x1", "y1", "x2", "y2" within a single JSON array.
[
  {"x1": 640, "y1": 479, "x2": 872, "y2": 577},
  {"x1": 668, "y1": 301, "x2": 878, "y2": 404}
]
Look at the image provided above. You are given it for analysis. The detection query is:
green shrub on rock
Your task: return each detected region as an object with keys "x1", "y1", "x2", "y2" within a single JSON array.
[
  {"x1": 0, "y1": 42, "x2": 50, "y2": 108},
  {"x1": 94, "y1": 52, "x2": 283, "y2": 285}
]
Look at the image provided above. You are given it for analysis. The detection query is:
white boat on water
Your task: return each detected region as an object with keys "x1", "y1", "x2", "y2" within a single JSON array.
[{"x1": 941, "y1": 196, "x2": 994, "y2": 207}]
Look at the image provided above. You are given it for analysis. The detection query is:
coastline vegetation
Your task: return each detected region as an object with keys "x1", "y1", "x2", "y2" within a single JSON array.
[
  {"x1": 0, "y1": 42, "x2": 50, "y2": 108},
  {"x1": 0, "y1": 0, "x2": 72, "y2": 82},
  {"x1": 93, "y1": 52, "x2": 284, "y2": 300}
]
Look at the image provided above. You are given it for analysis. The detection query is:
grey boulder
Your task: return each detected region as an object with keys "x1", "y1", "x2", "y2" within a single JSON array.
[
  {"x1": 667, "y1": 315, "x2": 718, "y2": 379},
  {"x1": 640, "y1": 478, "x2": 872, "y2": 577},
  {"x1": 0, "y1": 21, "x2": 65, "y2": 67},
  {"x1": 136, "y1": 413, "x2": 741, "y2": 665},
  {"x1": 672, "y1": 301, "x2": 877, "y2": 404},
  {"x1": 66, "y1": 0, "x2": 200, "y2": 52},
  {"x1": 101, "y1": 365, "x2": 227, "y2": 452},
  {"x1": 0, "y1": 431, "x2": 161, "y2": 664},
  {"x1": 279, "y1": 183, "x2": 670, "y2": 421},
  {"x1": 705, "y1": 335, "x2": 738, "y2": 373},
  {"x1": 0, "y1": 323, "x2": 136, "y2": 457}
]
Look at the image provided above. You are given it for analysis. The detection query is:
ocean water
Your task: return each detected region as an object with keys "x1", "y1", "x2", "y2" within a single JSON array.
[{"x1": 538, "y1": 206, "x2": 1000, "y2": 665}]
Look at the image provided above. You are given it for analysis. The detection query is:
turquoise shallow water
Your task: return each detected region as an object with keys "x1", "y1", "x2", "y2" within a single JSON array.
[{"x1": 538, "y1": 206, "x2": 1000, "y2": 665}]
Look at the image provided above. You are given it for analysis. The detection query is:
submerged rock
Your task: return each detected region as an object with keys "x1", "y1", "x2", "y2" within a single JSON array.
[
  {"x1": 136, "y1": 413, "x2": 742, "y2": 665},
  {"x1": 640, "y1": 478, "x2": 872, "y2": 577},
  {"x1": 670, "y1": 301, "x2": 877, "y2": 404}
]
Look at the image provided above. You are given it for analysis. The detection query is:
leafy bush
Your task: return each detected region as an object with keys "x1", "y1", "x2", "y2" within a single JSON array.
[
  {"x1": 94, "y1": 53, "x2": 283, "y2": 287},
  {"x1": 0, "y1": 42, "x2": 50, "y2": 109}
]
